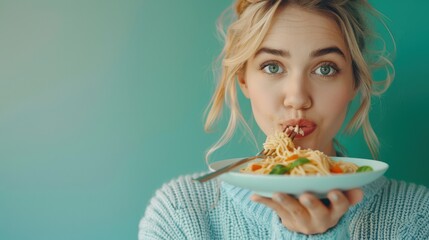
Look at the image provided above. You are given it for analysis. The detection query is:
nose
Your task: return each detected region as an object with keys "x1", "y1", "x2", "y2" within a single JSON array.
[{"x1": 282, "y1": 73, "x2": 312, "y2": 110}]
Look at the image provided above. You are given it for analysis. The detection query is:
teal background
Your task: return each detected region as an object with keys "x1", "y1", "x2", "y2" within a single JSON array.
[{"x1": 0, "y1": 0, "x2": 428, "y2": 239}]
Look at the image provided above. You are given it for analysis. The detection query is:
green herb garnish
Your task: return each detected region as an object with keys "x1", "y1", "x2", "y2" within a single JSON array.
[
  {"x1": 356, "y1": 166, "x2": 373, "y2": 172},
  {"x1": 269, "y1": 157, "x2": 310, "y2": 175}
]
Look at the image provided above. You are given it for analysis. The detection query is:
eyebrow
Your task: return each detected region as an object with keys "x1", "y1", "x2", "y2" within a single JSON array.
[
  {"x1": 254, "y1": 46, "x2": 346, "y2": 60},
  {"x1": 255, "y1": 47, "x2": 290, "y2": 58},
  {"x1": 310, "y1": 46, "x2": 346, "y2": 60}
]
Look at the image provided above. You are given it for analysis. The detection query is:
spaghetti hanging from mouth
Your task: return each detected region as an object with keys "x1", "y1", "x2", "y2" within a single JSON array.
[{"x1": 240, "y1": 131, "x2": 362, "y2": 176}]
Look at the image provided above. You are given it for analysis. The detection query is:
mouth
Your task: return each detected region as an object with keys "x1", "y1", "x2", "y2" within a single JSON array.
[{"x1": 281, "y1": 119, "x2": 317, "y2": 139}]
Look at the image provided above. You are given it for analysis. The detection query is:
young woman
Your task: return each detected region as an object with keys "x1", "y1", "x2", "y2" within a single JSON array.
[{"x1": 139, "y1": 0, "x2": 429, "y2": 239}]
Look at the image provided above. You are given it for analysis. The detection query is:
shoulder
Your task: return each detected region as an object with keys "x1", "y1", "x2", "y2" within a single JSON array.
[
  {"x1": 355, "y1": 178, "x2": 429, "y2": 238},
  {"x1": 149, "y1": 172, "x2": 219, "y2": 210},
  {"x1": 141, "y1": 172, "x2": 220, "y2": 217},
  {"x1": 380, "y1": 178, "x2": 429, "y2": 208},
  {"x1": 361, "y1": 177, "x2": 428, "y2": 206},
  {"x1": 362, "y1": 178, "x2": 429, "y2": 214}
]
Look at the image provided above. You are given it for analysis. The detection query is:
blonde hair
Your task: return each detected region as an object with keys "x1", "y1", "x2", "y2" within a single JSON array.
[{"x1": 204, "y1": 0, "x2": 394, "y2": 162}]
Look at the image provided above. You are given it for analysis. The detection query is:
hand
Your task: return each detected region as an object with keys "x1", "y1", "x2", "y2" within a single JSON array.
[{"x1": 251, "y1": 188, "x2": 363, "y2": 235}]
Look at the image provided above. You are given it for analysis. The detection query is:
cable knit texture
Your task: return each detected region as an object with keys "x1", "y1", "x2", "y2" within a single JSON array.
[{"x1": 139, "y1": 174, "x2": 429, "y2": 239}]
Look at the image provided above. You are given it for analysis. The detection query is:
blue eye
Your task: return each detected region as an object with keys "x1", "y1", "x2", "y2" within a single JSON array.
[
  {"x1": 314, "y1": 64, "x2": 337, "y2": 76},
  {"x1": 262, "y1": 63, "x2": 284, "y2": 74}
]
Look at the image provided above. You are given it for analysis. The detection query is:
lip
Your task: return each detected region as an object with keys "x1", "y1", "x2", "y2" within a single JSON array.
[{"x1": 281, "y1": 119, "x2": 317, "y2": 139}]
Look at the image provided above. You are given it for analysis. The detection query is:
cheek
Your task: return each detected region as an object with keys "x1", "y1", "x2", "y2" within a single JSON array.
[
  {"x1": 247, "y1": 86, "x2": 280, "y2": 135},
  {"x1": 320, "y1": 89, "x2": 354, "y2": 130},
  {"x1": 329, "y1": 93, "x2": 351, "y2": 114}
]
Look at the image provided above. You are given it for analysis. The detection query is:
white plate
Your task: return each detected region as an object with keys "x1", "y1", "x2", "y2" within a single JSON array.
[{"x1": 209, "y1": 157, "x2": 388, "y2": 198}]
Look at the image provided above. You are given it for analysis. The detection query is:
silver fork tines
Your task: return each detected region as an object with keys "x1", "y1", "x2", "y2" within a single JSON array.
[{"x1": 193, "y1": 127, "x2": 300, "y2": 183}]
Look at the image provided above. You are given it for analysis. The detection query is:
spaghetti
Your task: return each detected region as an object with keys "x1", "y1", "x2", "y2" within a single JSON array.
[{"x1": 240, "y1": 131, "x2": 369, "y2": 176}]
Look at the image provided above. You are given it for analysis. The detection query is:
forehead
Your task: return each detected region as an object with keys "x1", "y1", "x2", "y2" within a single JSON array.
[{"x1": 261, "y1": 5, "x2": 350, "y2": 58}]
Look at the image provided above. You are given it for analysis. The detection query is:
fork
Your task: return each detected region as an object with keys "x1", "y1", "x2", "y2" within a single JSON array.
[{"x1": 193, "y1": 128, "x2": 299, "y2": 183}]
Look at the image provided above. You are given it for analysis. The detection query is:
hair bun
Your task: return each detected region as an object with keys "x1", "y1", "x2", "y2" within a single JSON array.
[
  {"x1": 236, "y1": 0, "x2": 276, "y2": 16},
  {"x1": 235, "y1": 0, "x2": 252, "y2": 15}
]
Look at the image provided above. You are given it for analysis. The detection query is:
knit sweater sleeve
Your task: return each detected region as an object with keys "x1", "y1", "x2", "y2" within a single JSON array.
[
  {"x1": 396, "y1": 182, "x2": 429, "y2": 239},
  {"x1": 348, "y1": 178, "x2": 429, "y2": 239},
  {"x1": 138, "y1": 180, "x2": 187, "y2": 240},
  {"x1": 138, "y1": 174, "x2": 213, "y2": 240}
]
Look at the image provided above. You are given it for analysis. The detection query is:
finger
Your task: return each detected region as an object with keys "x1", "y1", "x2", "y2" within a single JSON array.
[
  {"x1": 344, "y1": 188, "x2": 363, "y2": 206},
  {"x1": 327, "y1": 190, "x2": 349, "y2": 220},
  {"x1": 298, "y1": 193, "x2": 333, "y2": 233},
  {"x1": 250, "y1": 194, "x2": 289, "y2": 216},
  {"x1": 252, "y1": 194, "x2": 298, "y2": 230},
  {"x1": 298, "y1": 193, "x2": 329, "y2": 220},
  {"x1": 274, "y1": 193, "x2": 309, "y2": 220}
]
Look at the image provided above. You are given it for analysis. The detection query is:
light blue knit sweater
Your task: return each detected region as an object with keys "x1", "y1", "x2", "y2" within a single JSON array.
[{"x1": 139, "y1": 174, "x2": 429, "y2": 239}]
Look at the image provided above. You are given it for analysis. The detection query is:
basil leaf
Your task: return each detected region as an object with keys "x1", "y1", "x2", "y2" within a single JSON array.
[
  {"x1": 289, "y1": 157, "x2": 310, "y2": 169},
  {"x1": 269, "y1": 164, "x2": 289, "y2": 175},
  {"x1": 356, "y1": 166, "x2": 373, "y2": 172}
]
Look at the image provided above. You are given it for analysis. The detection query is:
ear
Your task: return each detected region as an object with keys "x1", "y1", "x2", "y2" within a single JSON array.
[{"x1": 237, "y1": 70, "x2": 250, "y2": 98}]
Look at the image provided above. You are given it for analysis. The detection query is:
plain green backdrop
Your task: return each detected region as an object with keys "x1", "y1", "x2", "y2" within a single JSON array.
[{"x1": 0, "y1": 0, "x2": 428, "y2": 239}]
